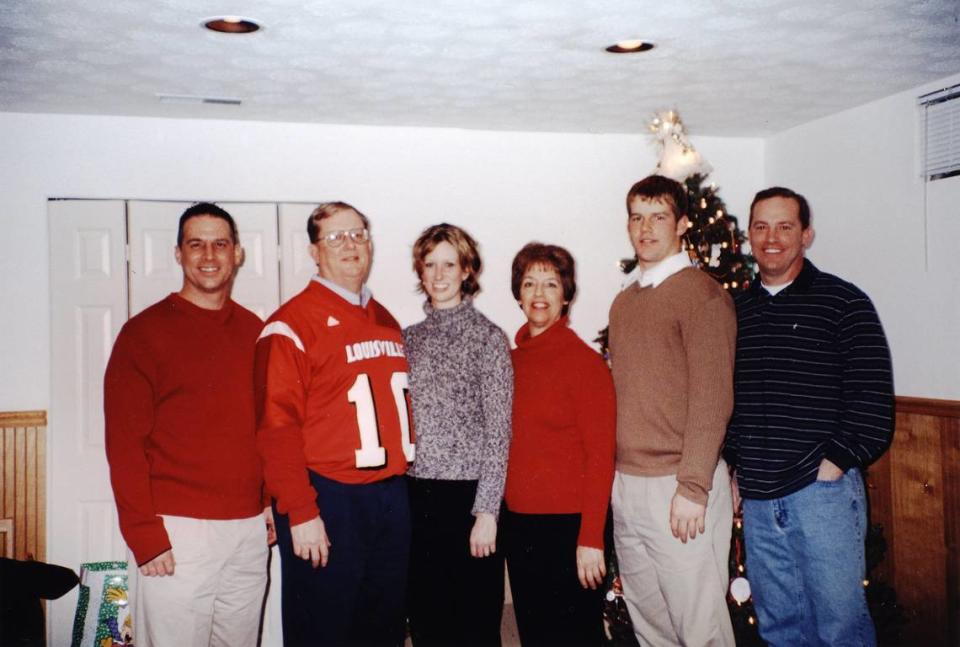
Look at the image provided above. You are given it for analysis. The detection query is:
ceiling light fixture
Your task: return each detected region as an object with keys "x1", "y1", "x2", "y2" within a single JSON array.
[
  {"x1": 606, "y1": 40, "x2": 655, "y2": 53},
  {"x1": 157, "y1": 93, "x2": 243, "y2": 106},
  {"x1": 202, "y1": 16, "x2": 261, "y2": 34}
]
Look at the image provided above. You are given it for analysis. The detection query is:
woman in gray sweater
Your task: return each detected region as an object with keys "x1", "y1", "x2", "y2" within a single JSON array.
[{"x1": 403, "y1": 223, "x2": 513, "y2": 646}]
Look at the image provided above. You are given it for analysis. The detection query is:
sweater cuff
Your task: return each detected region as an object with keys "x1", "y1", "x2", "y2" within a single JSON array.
[
  {"x1": 824, "y1": 441, "x2": 858, "y2": 472},
  {"x1": 472, "y1": 481, "x2": 505, "y2": 521},
  {"x1": 675, "y1": 480, "x2": 708, "y2": 507},
  {"x1": 286, "y1": 499, "x2": 320, "y2": 527},
  {"x1": 131, "y1": 532, "x2": 173, "y2": 568},
  {"x1": 472, "y1": 505, "x2": 500, "y2": 522},
  {"x1": 576, "y1": 514, "x2": 606, "y2": 551}
]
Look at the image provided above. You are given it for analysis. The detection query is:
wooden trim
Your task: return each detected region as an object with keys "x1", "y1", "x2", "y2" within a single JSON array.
[
  {"x1": 0, "y1": 413, "x2": 47, "y2": 562},
  {"x1": 0, "y1": 519, "x2": 12, "y2": 558},
  {"x1": 0, "y1": 411, "x2": 47, "y2": 427},
  {"x1": 35, "y1": 429, "x2": 46, "y2": 563},
  {"x1": 895, "y1": 396, "x2": 960, "y2": 418}
]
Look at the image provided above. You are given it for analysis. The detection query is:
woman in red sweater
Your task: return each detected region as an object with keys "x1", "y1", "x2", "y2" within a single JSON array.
[{"x1": 503, "y1": 243, "x2": 617, "y2": 646}]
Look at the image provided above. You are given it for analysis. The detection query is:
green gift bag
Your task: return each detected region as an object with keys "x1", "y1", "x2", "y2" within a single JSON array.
[{"x1": 70, "y1": 561, "x2": 133, "y2": 647}]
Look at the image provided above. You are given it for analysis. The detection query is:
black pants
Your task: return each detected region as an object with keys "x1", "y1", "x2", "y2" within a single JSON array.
[
  {"x1": 502, "y1": 509, "x2": 606, "y2": 647},
  {"x1": 275, "y1": 473, "x2": 411, "y2": 647},
  {"x1": 407, "y1": 478, "x2": 504, "y2": 647}
]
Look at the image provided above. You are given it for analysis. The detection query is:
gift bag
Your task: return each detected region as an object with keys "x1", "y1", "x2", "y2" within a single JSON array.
[{"x1": 70, "y1": 561, "x2": 134, "y2": 647}]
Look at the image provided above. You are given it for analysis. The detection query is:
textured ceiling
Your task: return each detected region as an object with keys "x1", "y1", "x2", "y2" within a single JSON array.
[{"x1": 1, "y1": 0, "x2": 958, "y2": 136}]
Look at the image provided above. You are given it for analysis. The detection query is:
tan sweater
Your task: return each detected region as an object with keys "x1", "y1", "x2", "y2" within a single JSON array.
[{"x1": 608, "y1": 267, "x2": 736, "y2": 505}]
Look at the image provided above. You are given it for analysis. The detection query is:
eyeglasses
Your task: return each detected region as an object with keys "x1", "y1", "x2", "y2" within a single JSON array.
[{"x1": 319, "y1": 228, "x2": 370, "y2": 248}]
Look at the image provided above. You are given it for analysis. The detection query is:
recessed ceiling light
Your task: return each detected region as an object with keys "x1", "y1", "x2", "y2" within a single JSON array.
[
  {"x1": 606, "y1": 40, "x2": 655, "y2": 53},
  {"x1": 203, "y1": 16, "x2": 261, "y2": 34}
]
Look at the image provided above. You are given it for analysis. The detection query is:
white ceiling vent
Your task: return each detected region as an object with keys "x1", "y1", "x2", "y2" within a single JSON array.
[
  {"x1": 156, "y1": 94, "x2": 242, "y2": 106},
  {"x1": 919, "y1": 83, "x2": 960, "y2": 181}
]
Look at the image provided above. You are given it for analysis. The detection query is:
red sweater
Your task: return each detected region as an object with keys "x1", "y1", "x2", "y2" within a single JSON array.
[
  {"x1": 504, "y1": 318, "x2": 616, "y2": 549},
  {"x1": 255, "y1": 282, "x2": 412, "y2": 526},
  {"x1": 104, "y1": 294, "x2": 264, "y2": 566}
]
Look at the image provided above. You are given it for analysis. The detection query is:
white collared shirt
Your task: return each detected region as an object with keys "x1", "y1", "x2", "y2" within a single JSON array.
[
  {"x1": 622, "y1": 250, "x2": 694, "y2": 290},
  {"x1": 312, "y1": 275, "x2": 372, "y2": 307}
]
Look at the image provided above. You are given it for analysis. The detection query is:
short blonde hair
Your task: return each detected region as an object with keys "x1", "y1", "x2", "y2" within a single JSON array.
[{"x1": 412, "y1": 223, "x2": 482, "y2": 296}]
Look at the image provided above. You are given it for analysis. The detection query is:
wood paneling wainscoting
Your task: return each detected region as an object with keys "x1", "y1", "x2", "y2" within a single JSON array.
[
  {"x1": 0, "y1": 410, "x2": 47, "y2": 561},
  {"x1": 864, "y1": 396, "x2": 959, "y2": 646}
]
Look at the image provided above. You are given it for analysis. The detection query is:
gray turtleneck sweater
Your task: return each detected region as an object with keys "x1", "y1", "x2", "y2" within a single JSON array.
[{"x1": 402, "y1": 298, "x2": 513, "y2": 516}]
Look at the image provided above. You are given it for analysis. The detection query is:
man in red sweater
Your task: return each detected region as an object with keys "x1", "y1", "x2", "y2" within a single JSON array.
[
  {"x1": 255, "y1": 202, "x2": 414, "y2": 646},
  {"x1": 105, "y1": 203, "x2": 271, "y2": 647}
]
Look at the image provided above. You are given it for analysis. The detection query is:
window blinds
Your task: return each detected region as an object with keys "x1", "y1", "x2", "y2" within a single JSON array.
[{"x1": 920, "y1": 83, "x2": 960, "y2": 180}]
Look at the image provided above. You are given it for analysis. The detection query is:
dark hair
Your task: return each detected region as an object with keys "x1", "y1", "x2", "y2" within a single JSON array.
[
  {"x1": 307, "y1": 201, "x2": 371, "y2": 244},
  {"x1": 177, "y1": 202, "x2": 238, "y2": 246},
  {"x1": 510, "y1": 243, "x2": 576, "y2": 315},
  {"x1": 412, "y1": 223, "x2": 482, "y2": 297},
  {"x1": 749, "y1": 187, "x2": 811, "y2": 229},
  {"x1": 625, "y1": 174, "x2": 688, "y2": 220}
]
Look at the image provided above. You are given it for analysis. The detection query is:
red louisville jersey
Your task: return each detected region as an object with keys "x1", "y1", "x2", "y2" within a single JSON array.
[{"x1": 255, "y1": 281, "x2": 414, "y2": 525}]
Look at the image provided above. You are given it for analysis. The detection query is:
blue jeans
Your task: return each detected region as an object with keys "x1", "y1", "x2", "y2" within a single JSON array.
[{"x1": 742, "y1": 469, "x2": 875, "y2": 647}]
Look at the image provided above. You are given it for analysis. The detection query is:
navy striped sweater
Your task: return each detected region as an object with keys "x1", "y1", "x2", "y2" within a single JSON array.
[{"x1": 724, "y1": 259, "x2": 894, "y2": 499}]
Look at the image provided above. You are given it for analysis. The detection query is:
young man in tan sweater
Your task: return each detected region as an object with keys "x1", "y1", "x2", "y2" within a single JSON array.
[{"x1": 608, "y1": 175, "x2": 736, "y2": 646}]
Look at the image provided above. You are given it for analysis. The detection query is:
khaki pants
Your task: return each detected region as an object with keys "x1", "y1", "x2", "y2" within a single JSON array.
[
  {"x1": 612, "y1": 462, "x2": 734, "y2": 647},
  {"x1": 127, "y1": 514, "x2": 268, "y2": 647}
]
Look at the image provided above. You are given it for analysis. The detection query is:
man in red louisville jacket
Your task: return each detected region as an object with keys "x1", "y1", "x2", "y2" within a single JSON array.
[{"x1": 255, "y1": 202, "x2": 414, "y2": 646}]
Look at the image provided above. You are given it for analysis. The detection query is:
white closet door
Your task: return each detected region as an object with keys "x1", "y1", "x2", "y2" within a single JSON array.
[
  {"x1": 225, "y1": 203, "x2": 281, "y2": 319},
  {"x1": 279, "y1": 203, "x2": 318, "y2": 303},
  {"x1": 127, "y1": 201, "x2": 280, "y2": 319},
  {"x1": 48, "y1": 199, "x2": 129, "y2": 647}
]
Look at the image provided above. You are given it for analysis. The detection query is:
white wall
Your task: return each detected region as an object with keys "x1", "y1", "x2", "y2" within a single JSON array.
[
  {"x1": 0, "y1": 112, "x2": 763, "y2": 411},
  {"x1": 765, "y1": 73, "x2": 960, "y2": 400},
  {"x1": 4, "y1": 78, "x2": 955, "y2": 416}
]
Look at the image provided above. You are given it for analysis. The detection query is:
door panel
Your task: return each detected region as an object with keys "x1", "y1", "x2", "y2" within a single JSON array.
[
  {"x1": 227, "y1": 203, "x2": 281, "y2": 319},
  {"x1": 48, "y1": 199, "x2": 129, "y2": 646},
  {"x1": 279, "y1": 203, "x2": 318, "y2": 303}
]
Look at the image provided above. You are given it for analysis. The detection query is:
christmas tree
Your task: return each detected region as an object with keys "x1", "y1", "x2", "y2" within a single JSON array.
[{"x1": 727, "y1": 515, "x2": 765, "y2": 646}]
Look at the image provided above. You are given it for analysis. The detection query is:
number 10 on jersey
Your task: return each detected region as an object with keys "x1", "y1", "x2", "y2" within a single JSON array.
[{"x1": 348, "y1": 372, "x2": 416, "y2": 468}]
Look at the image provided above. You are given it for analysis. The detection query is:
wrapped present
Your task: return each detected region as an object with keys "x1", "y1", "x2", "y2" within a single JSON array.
[{"x1": 71, "y1": 561, "x2": 134, "y2": 647}]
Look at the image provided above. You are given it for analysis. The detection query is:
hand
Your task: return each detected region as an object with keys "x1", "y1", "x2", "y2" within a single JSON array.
[
  {"x1": 576, "y1": 545, "x2": 606, "y2": 590},
  {"x1": 291, "y1": 516, "x2": 331, "y2": 568},
  {"x1": 469, "y1": 513, "x2": 497, "y2": 558},
  {"x1": 264, "y1": 506, "x2": 277, "y2": 546},
  {"x1": 731, "y1": 471, "x2": 742, "y2": 515},
  {"x1": 817, "y1": 458, "x2": 844, "y2": 481},
  {"x1": 139, "y1": 549, "x2": 175, "y2": 577},
  {"x1": 670, "y1": 491, "x2": 706, "y2": 544}
]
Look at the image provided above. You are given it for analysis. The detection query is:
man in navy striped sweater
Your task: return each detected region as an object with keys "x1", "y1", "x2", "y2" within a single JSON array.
[{"x1": 725, "y1": 187, "x2": 894, "y2": 647}]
